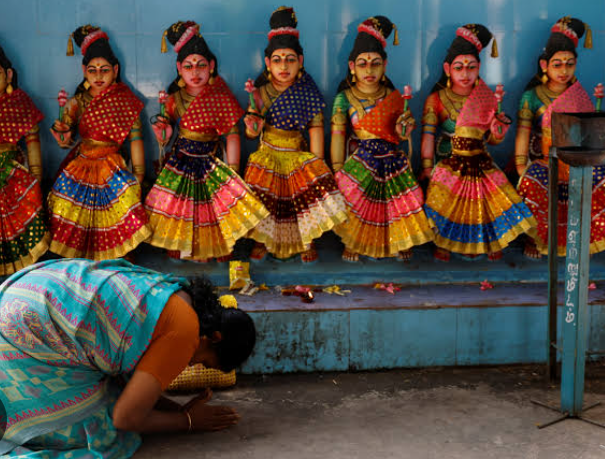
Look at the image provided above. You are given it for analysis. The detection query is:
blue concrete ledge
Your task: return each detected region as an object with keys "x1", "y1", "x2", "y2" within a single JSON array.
[
  {"x1": 125, "y1": 234, "x2": 605, "y2": 374},
  {"x1": 235, "y1": 283, "x2": 605, "y2": 374}
]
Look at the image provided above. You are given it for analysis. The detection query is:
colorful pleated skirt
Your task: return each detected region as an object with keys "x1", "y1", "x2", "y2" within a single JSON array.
[
  {"x1": 518, "y1": 159, "x2": 605, "y2": 256},
  {"x1": 48, "y1": 141, "x2": 151, "y2": 260},
  {"x1": 0, "y1": 149, "x2": 49, "y2": 274},
  {"x1": 244, "y1": 127, "x2": 348, "y2": 259},
  {"x1": 425, "y1": 152, "x2": 536, "y2": 255},
  {"x1": 145, "y1": 136, "x2": 269, "y2": 260},
  {"x1": 334, "y1": 138, "x2": 434, "y2": 258}
]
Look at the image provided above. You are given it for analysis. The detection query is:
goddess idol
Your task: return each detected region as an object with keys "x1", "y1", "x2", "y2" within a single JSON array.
[
  {"x1": 145, "y1": 21, "x2": 268, "y2": 262},
  {"x1": 514, "y1": 17, "x2": 605, "y2": 258},
  {"x1": 330, "y1": 16, "x2": 434, "y2": 262},
  {"x1": 421, "y1": 24, "x2": 536, "y2": 261},
  {"x1": 243, "y1": 6, "x2": 347, "y2": 263},
  {"x1": 49, "y1": 25, "x2": 150, "y2": 260},
  {"x1": 0, "y1": 44, "x2": 48, "y2": 274}
]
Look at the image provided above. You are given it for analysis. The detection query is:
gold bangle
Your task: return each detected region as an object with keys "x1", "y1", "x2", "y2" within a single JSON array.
[
  {"x1": 29, "y1": 165, "x2": 42, "y2": 174},
  {"x1": 133, "y1": 165, "x2": 145, "y2": 174},
  {"x1": 228, "y1": 164, "x2": 239, "y2": 172},
  {"x1": 514, "y1": 156, "x2": 528, "y2": 166},
  {"x1": 421, "y1": 158, "x2": 434, "y2": 169},
  {"x1": 184, "y1": 410, "x2": 193, "y2": 433}
]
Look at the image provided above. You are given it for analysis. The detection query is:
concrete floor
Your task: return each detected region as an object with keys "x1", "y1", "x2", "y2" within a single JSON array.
[{"x1": 135, "y1": 365, "x2": 605, "y2": 459}]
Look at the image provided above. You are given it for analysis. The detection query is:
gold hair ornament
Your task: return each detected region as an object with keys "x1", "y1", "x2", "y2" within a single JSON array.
[{"x1": 161, "y1": 30, "x2": 168, "y2": 53}]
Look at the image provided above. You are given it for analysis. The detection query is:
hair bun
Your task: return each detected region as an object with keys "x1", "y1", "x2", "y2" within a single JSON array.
[
  {"x1": 166, "y1": 21, "x2": 199, "y2": 46},
  {"x1": 72, "y1": 25, "x2": 101, "y2": 48},
  {"x1": 269, "y1": 6, "x2": 297, "y2": 30}
]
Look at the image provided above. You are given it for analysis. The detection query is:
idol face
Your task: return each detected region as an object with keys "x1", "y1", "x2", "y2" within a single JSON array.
[
  {"x1": 177, "y1": 54, "x2": 215, "y2": 93},
  {"x1": 265, "y1": 48, "x2": 303, "y2": 88},
  {"x1": 83, "y1": 57, "x2": 118, "y2": 95},
  {"x1": 541, "y1": 51, "x2": 576, "y2": 87},
  {"x1": 443, "y1": 54, "x2": 480, "y2": 94},
  {"x1": 349, "y1": 52, "x2": 386, "y2": 93}
]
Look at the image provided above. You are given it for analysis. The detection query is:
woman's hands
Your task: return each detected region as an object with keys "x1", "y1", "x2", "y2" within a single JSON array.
[
  {"x1": 151, "y1": 116, "x2": 173, "y2": 145},
  {"x1": 113, "y1": 371, "x2": 240, "y2": 433},
  {"x1": 50, "y1": 120, "x2": 73, "y2": 148},
  {"x1": 244, "y1": 109, "x2": 264, "y2": 138},
  {"x1": 489, "y1": 112, "x2": 511, "y2": 141},
  {"x1": 396, "y1": 110, "x2": 416, "y2": 139},
  {"x1": 183, "y1": 388, "x2": 241, "y2": 432}
]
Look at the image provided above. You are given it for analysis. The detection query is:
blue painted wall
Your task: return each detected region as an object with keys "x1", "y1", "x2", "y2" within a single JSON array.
[{"x1": 2, "y1": 0, "x2": 605, "y2": 182}]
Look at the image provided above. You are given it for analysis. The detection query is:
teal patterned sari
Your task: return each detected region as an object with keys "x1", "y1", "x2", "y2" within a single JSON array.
[{"x1": 0, "y1": 259, "x2": 186, "y2": 458}]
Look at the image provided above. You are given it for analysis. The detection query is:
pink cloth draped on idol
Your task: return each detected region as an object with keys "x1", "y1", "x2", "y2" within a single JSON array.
[
  {"x1": 456, "y1": 79, "x2": 497, "y2": 131},
  {"x1": 541, "y1": 81, "x2": 594, "y2": 181}
]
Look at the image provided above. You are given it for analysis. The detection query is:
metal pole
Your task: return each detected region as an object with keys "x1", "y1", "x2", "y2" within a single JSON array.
[
  {"x1": 560, "y1": 165, "x2": 592, "y2": 415},
  {"x1": 547, "y1": 147, "x2": 559, "y2": 382}
]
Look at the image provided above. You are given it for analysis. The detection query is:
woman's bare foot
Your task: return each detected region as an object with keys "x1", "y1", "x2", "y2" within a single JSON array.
[
  {"x1": 342, "y1": 248, "x2": 359, "y2": 263},
  {"x1": 397, "y1": 250, "x2": 412, "y2": 262},
  {"x1": 487, "y1": 251, "x2": 503, "y2": 262},
  {"x1": 434, "y1": 247, "x2": 450, "y2": 262},
  {"x1": 301, "y1": 244, "x2": 318, "y2": 263},
  {"x1": 523, "y1": 240, "x2": 541, "y2": 260},
  {"x1": 250, "y1": 242, "x2": 268, "y2": 261}
]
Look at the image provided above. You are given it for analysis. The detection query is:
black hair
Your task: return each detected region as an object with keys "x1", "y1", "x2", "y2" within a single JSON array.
[
  {"x1": 165, "y1": 21, "x2": 218, "y2": 94},
  {"x1": 254, "y1": 7, "x2": 304, "y2": 88},
  {"x1": 0, "y1": 45, "x2": 18, "y2": 90},
  {"x1": 336, "y1": 16, "x2": 396, "y2": 93},
  {"x1": 72, "y1": 25, "x2": 121, "y2": 95},
  {"x1": 431, "y1": 24, "x2": 492, "y2": 93},
  {"x1": 182, "y1": 277, "x2": 256, "y2": 372},
  {"x1": 525, "y1": 18, "x2": 584, "y2": 91}
]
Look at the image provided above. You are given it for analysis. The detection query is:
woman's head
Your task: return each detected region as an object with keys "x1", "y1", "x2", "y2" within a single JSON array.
[
  {"x1": 183, "y1": 278, "x2": 256, "y2": 372},
  {"x1": 529, "y1": 17, "x2": 589, "y2": 90},
  {"x1": 164, "y1": 21, "x2": 218, "y2": 94},
  {"x1": 338, "y1": 15, "x2": 397, "y2": 93},
  {"x1": 432, "y1": 24, "x2": 494, "y2": 93},
  {"x1": 0, "y1": 45, "x2": 17, "y2": 94},
  {"x1": 255, "y1": 6, "x2": 303, "y2": 88},
  {"x1": 70, "y1": 25, "x2": 120, "y2": 94}
]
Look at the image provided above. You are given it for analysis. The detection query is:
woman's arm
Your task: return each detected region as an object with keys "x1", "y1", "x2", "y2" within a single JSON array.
[
  {"x1": 309, "y1": 125, "x2": 324, "y2": 159},
  {"x1": 25, "y1": 125, "x2": 43, "y2": 182},
  {"x1": 225, "y1": 130, "x2": 241, "y2": 173},
  {"x1": 113, "y1": 369, "x2": 240, "y2": 433},
  {"x1": 419, "y1": 94, "x2": 439, "y2": 180},
  {"x1": 514, "y1": 99, "x2": 534, "y2": 176}
]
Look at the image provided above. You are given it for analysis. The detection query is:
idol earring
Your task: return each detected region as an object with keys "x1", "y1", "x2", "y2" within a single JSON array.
[
  {"x1": 177, "y1": 77, "x2": 186, "y2": 88},
  {"x1": 474, "y1": 77, "x2": 480, "y2": 87},
  {"x1": 5, "y1": 83, "x2": 12, "y2": 95},
  {"x1": 381, "y1": 74, "x2": 386, "y2": 82},
  {"x1": 83, "y1": 80, "x2": 91, "y2": 90},
  {"x1": 446, "y1": 74, "x2": 451, "y2": 88},
  {"x1": 267, "y1": 67, "x2": 272, "y2": 81},
  {"x1": 571, "y1": 75, "x2": 577, "y2": 84},
  {"x1": 297, "y1": 66, "x2": 304, "y2": 79},
  {"x1": 540, "y1": 69, "x2": 549, "y2": 85},
  {"x1": 351, "y1": 70, "x2": 356, "y2": 83}
]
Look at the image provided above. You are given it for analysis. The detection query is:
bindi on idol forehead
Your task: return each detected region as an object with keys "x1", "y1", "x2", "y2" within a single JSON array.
[
  {"x1": 87, "y1": 64, "x2": 111, "y2": 70},
  {"x1": 272, "y1": 50, "x2": 296, "y2": 59}
]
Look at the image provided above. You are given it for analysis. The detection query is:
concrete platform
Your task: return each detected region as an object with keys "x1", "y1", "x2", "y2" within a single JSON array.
[
  {"x1": 130, "y1": 235, "x2": 605, "y2": 373},
  {"x1": 135, "y1": 365, "x2": 605, "y2": 459},
  {"x1": 134, "y1": 233, "x2": 605, "y2": 287}
]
